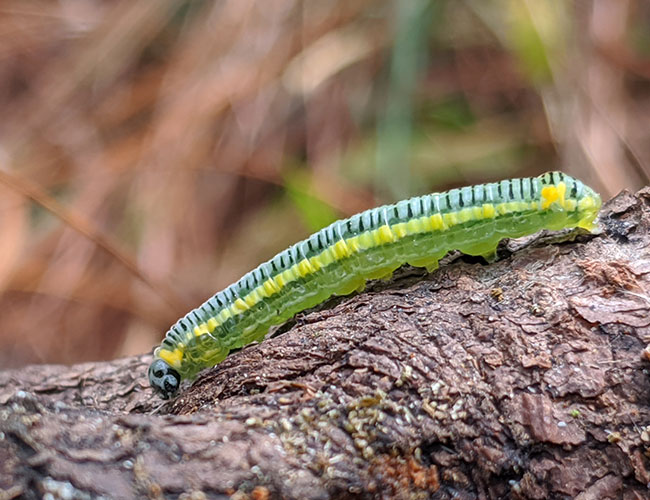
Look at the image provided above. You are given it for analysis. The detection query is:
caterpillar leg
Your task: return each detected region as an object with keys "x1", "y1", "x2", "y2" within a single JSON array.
[
  {"x1": 480, "y1": 247, "x2": 499, "y2": 263},
  {"x1": 406, "y1": 257, "x2": 439, "y2": 273},
  {"x1": 364, "y1": 265, "x2": 400, "y2": 281},
  {"x1": 335, "y1": 276, "x2": 367, "y2": 296},
  {"x1": 458, "y1": 238, "x2": 499, "y2": 258}
]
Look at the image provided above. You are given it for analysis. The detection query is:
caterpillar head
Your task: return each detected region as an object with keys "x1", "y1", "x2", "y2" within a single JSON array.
[{"x1": 148, "y1": 359, "x2": 181, "y2": 399}]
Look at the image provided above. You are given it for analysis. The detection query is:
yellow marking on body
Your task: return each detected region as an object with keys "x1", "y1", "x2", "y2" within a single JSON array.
[
  {"x1": 392, "y1": 222, "x2": 408, "y2": 238},
  {"x1": 333, "y1": 240, "x2": 351, "y2": 259},
  {"x1": 218, "y1": 308, "x2": 232, "y2": 323},
  {"x1": 263, "y1": 278, "x2": 279, "y2": 296},
  {"x1": 378, "y1": 225, "x2": 395, "y2": 244},
  {"x1": 194, "y1": 323, "x2": 210, "y2": 337},
  {"x1": 159, "y1": 348, "x2": 184, "y2": 369},
  {"x1": 310, "y1": 255, "x2": 323, "y2": 271},
  {"x1": 346, "y1": 236, "x2": 361, "y2": 253},
  {"x1": 541, "y1": 186, "x2": 555, "y2": 208},
  {"x1": 371, "y1": 228, "x2": 383, "y2": 245},
  {"x1": 283, "y1": 268, "x2": 297, "y2": 283},
  {"x1": 298, "y1": 258, "x2": 314, "y2": 276},
  {"x1": 256, "y1": 284, "x2": 269, "y2": 299},
  {"x1": 231, "y1": 298, "x2": 249, "y2": 314},
  {"x1": 496, "y1": 203, "x2": 509, "y2": 215},
  {"x1": 274, "y1": 274, "x2": 286, "y2": 289},
  {"x1": 457, "y1": 208, "x2": 474, "y2": 224},
  {"x1": 245, "y1": 291, "x2": 259, "y2": 307},
  {"x1": 319, "y1": 249, "x2": 335, "y2": 267},
  {"x1": 429, "y1": 213, "x2": 445, "y2": 230},
  {"x1": 207, "y1": 317, "x2": 218, "y2": 332},
  {"x1": 541, "y1": 182, "x2": 567, "y2": 209},
  {"x1": 564, "y1": 199, "x2": 576, "y2": 211},
  {"x1": 420, "y1": 215, "x2": 433, "y2": 231},
  {"x1": 443, "y1": 212, "x2": 459, "y2": 227},
  {"x1": 557, "y1": 182, "x2": 566, "y2": 207},
  {"x1": 482, "y1": 203, "x2": 496, "y2": 218},
  {"x1": 358, "y1": 231, "x2": 375, "y2": 249},
  {"x1": 472, "y1": 206, "x2": 483, "y2": 219},
  {"x1": 406, "y1": 217, "x2": 423, "y2": 233}
]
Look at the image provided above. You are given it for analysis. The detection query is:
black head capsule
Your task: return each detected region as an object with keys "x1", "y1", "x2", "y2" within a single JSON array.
[{"x1": 148, "y1": 359, "x2": 181, "y2": 399}]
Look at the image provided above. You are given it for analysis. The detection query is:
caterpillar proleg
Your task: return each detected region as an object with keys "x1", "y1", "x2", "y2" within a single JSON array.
[{"x1": 149, "y1": 171, "x2": 601, "y2": 399}]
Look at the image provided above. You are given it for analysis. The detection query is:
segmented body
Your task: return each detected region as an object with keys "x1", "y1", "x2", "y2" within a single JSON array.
[{"x1": 148, "y1": 171, "x2": 601, "y2": 399}]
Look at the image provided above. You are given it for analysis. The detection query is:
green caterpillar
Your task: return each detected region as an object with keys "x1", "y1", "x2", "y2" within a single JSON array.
[{"x1": 149, "y1": 171, "x2": 601, "y2": 399}]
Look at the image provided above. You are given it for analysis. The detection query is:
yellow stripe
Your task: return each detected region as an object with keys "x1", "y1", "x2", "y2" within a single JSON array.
[
  {"x1": 406, "y1": 217, "x2": 423, "y2": 233},
  {"x1": 274, "y1": 274, "x2": 286, "y2": 289},
  {"x1": 392, "y1": 222, "x2": 408, "y2": 238},
  {"x1": 429, "y1": 213, "x2": 445, "y2": 230},
  {"x1": 482, "y1": 203, "x2": 496, "y2": 218},
  {"x1": 298, "y1": 258, "x2": 314, "y2": 276},
  {"x1": 310, "y1": 255, "x2": 324, "y2": 271},
  {"x1": 358, "y1": 231, "x2": 375, "y2": 249},
  {"x1": 159, "y1": 348, "x2": 184, "y2": 369},
  {"x1": 378, "y1": 225, "x2": 395, "y2": 244},
  {"x1": 207, "y1": 317, "x2": 218, "y2": 332},
  {"x1": 233, "y1": 298, "x2": 249, "y2": 313},
  {"x1": 194, "y1": 323, "x2": 210, "y2": 337},
  {"x1": 263, "y1": 278, "x2": 279, "y2": 295},
  {"x1": 443, "y1": 212, "x2": 458, "y2": 227},
  {"x1": 256, "y1": 284, "x2": 269, "y2": 299},
  {"x1": 283, "y1": 268, "x2": 297, "y2": 283},
  {"x1": 218, "y1": 308, "x2": 232, "y2": 323},
  {"x1": 457, "y1": 208, "x2": 474, "y2": 224},
  {"x1": 244, "y1": 291, "x2": 256, "y2": 307},
  {"x1": 346, "y1": 236, "x2": 361, "y2": 252},
  {"x1": 333, "y1": 240, "x2": 351, "y2": 259},
  {"x1": 319, "y1": 248, "x2": 336, "y2": 266},
  {"x1": 420, "y1": 214, "x2": 433, "y2": 231}
]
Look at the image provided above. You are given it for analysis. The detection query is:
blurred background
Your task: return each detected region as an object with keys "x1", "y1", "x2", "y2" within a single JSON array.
[{"x1": 0, "y1": 0, "x2": 648, "y2": 369}]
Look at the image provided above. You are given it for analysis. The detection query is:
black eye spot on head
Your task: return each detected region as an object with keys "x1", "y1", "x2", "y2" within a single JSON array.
[{"x1": 148, "y1": 359, "x2": 181, "y2": 399}]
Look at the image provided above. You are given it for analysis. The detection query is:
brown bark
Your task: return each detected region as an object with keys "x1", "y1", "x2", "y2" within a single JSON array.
[{"x1": 2, "y1": 189, "x2": 650, "y2": 500}]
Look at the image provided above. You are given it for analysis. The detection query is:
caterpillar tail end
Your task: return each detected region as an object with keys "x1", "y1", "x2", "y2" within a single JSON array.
[
  {"x1": 149, "y1": 358, "x2": 181, "y2": 399},
  {"x1": 576, "y1": 214, "x2": 601, "y2": 233}
]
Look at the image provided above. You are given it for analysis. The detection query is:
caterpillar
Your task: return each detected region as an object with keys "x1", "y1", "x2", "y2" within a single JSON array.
[{"x1": 149, "y1": 171, "x2": 601, "y2": 399}]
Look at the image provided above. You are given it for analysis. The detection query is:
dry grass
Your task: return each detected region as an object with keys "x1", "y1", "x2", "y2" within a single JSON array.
[{"x1": 0, "y1": 0, "x2": 648, "y2": 368}]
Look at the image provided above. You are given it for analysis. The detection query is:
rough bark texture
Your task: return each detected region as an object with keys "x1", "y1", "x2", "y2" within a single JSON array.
[{"x1": 2, "y1": 189, "x2": 650, "y2": 500}]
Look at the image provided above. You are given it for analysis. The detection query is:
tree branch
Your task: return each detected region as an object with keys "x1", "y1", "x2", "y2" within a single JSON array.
[{"x1": 2, "y1": 189, "x2": 650, "y2": 499}]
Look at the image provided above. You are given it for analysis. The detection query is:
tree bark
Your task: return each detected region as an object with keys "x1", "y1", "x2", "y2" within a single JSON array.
[{"x1": 2, "y1": 189, "x2": 650, "y2": 500}]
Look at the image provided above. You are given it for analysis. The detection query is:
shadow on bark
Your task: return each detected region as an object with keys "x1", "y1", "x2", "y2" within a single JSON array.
[{"x1": 2, "y1": 189, "x2": 650, "y2": 499}]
